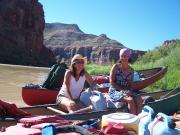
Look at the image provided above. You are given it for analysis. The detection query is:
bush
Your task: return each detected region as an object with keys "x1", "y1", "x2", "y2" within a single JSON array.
[{"x1": 132, "y1": 40, "x2": 180, "y2": 91}]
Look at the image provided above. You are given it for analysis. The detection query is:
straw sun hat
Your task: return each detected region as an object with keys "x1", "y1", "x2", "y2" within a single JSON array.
[{"x1": 71, "y1": 54, "x2": 87, "y2": 64}]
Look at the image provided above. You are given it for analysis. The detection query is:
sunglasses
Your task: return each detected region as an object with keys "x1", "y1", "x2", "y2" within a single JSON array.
[{"x1": 75, "y1": 61, "x2": 84, "y2": 64}]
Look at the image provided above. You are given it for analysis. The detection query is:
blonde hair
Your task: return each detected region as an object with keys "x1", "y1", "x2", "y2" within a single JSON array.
[{"x1": 69, "y1": 54, "x2": 85, "y2": 77}]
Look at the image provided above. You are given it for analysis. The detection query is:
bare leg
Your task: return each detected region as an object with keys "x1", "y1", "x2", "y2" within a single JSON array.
[
  {"x1": 123, "y1": 96, "x2": 136, "y2": 115},
  {"x1": 136, "y1": 96, "x2": 143, "y2": 115},
  {"x1": 57, "y1": 96, "x2": 78, "y2": 112}
]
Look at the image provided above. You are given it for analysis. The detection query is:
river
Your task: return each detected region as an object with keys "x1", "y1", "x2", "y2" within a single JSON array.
[{"x1": 0, "y1": 64, "x2": 49, "y2": 107}]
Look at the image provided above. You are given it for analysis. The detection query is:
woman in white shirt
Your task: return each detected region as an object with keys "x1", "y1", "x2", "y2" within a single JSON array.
[{"x1": 56, "y1": 54, "x2": 94, "y2": 113}]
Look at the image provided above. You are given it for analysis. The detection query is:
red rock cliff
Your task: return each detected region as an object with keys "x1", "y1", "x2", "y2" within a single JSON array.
[{"x1": 0, "y1": 0, "x2": 55, "y2": 66}]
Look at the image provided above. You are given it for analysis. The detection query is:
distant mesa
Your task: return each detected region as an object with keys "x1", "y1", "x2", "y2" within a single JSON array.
[
  {"x1": 44, "y1": 23, "x2": 145, "y2": 64},
  {"x1": 45, "y1": 23, "x2": 84, "y2": 33}
]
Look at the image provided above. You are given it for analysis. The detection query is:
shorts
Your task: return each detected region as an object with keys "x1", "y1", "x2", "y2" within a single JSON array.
[
  {"x1": 56, "y1": 94, "x2": 80, "y2": 104},
  {"x1": 108, "y1": 87, "x2": 127, "y2": 102}
]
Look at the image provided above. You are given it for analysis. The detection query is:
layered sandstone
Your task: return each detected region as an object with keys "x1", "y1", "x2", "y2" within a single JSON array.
[{"x1": 44, "y1": 23, "x2": 145, "y2": 64}]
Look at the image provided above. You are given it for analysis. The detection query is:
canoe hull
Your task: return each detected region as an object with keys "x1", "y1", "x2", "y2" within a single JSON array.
[
  {"x1": 131, "y1": 66, "x2": 168, "y2": 91},
  {"x1": 22, "y1": 88, "x2": 58, "y2": 106},
  {"x1": 145, "y1": 91, "x2": 180, "y2": 115},
  {"x1": 22, "y1": 88, "x2": 180, "y2": 116}
]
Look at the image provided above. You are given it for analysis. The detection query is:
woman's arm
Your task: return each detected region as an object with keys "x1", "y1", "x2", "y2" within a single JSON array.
[
  {"x1": 64, "y1": 70, "x2": 73, "y2": 99},
  {"x1": 127, "y1": 66, "x2": 134, "y2": 88},
  {"x1": 84, "y1": 71, "x2": 96, "y2": 90},
  {"x1": 110, "y1": 64, "x2": 122, "y2": 91}
]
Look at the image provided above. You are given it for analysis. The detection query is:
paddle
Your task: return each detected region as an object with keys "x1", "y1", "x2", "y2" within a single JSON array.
[
  {"x1": 69, "y1": 105, "x2": 93, "y2": 114},
  {"x1": 47, "y1": 107, "x2": 67, "y2": 115},
  {"x1": 47, "y1": 105, "x2": 93, "y2": 115}
]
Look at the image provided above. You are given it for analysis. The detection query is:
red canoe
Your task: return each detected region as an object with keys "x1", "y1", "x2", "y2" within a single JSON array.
[
  {"x1": 22, "y1": 88, "x2": 59, "y2": 106},
  {"x1": 22, "y1": 66, "x2": 167, "y2": 106},
  {"x1": 22, "y1": 75, "x2": 109, "y2": 106}
]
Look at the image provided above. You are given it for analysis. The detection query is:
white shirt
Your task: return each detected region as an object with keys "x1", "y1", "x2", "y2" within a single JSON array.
[{"x1": 59, "y1": 75, "x2": 85, "y2": 99}]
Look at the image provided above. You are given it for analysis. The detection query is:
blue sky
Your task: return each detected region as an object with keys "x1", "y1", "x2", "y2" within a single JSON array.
[{"x1": 39, "y1": 0, "x2": 180, "y2": 51}]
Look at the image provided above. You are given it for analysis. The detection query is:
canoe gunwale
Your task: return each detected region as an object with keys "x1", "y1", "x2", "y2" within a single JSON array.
[
  {"x1": 131, "y1": 66, "x2": 168, "y2": 90},
  {"x1": 137, "y1": 66, "x2": 167, "y2": 81}
]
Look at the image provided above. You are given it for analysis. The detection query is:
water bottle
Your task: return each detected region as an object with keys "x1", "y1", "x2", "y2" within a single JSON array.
[{"x1": 134, "y1": 71, "x2": 139, "y2": 81}]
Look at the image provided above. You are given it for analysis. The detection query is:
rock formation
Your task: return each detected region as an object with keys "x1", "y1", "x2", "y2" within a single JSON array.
[
  {"x1": 0, "y1": 0, "x2": 145, "y2": 67},
  {"x1": 162, "y1": 40, "x2": 177, "y2": 48},
  {"x1": 44, "y1": 23, "x2": 145, "y2": 64},
  {"x1": 0, "y1": 0, "x2": 55, "y2": 66}
]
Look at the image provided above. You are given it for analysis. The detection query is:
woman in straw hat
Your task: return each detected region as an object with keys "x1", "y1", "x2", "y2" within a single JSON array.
[
  {"x1": 109, "y1": 48, "x2": 143, "y2": 115},
  {"x1": 56, "y1": 54, "x2": 95, "y2": 113}
]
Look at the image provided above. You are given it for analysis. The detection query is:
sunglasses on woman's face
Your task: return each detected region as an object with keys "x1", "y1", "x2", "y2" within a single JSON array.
[{"x1": 75, "y1": 61, "x2": 84, "y2": 64}]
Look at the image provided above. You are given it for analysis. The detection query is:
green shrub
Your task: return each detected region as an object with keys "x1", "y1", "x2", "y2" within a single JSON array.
[{"x1": 132, "y1": 40, "x2": 180, "y2": 91}]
